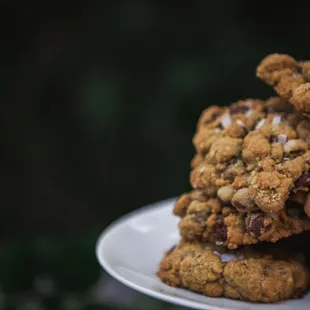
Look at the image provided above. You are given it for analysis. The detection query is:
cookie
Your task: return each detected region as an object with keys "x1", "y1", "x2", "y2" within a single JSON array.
[
  {"x1": 157, "y1": 241, "x2": 309, "y2": 303},
  {"x1": 191, "y1": 98, "x2": 310, "y2": 215},
  {"x1": 256, "y1": 54, "x2": 310, "y2": 117},
  {"x1": 174, "y1": 191, "x2": 310, "y2": 249}
]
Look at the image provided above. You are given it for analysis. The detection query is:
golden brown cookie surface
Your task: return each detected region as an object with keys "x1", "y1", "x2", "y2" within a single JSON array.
[
  {"x1": 191, "y1": 98, "x2": 310, "y2": 214},
  {"x1": 256, "y1": 54, "x2": 310, "y2": 116},
  {"x1": 157, "y1": 241, "x2": 309, "y2": 303},
  {"x1": 174, "y1": 191, "x2": 310, "y2": 249}
]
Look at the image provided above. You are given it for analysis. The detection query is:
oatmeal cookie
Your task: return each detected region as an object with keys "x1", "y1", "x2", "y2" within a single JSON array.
[
  {"x1": 256, "y1": 54, "x2": 310, "y2": 116},
  {"x1": 174, "y1": 191, "x2": 310, "y2": 249},
  {"x1": 157, "y1": 241, "x2": 309, "y2": 303},
  {"x1": 191, "y1": 98, "x2": 310, "y2": 214}
]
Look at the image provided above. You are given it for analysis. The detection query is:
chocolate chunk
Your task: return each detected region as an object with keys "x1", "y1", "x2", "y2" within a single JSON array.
[
  {"x1": 229, "y1": 105, "x2": 249, "y2": 115},
  {"x1": 295, "y1": 173, "x2": 310, "y2": 188},
  {"x1": 232, "y1": 201, "x2": 246, "y2": 210},
  {"x1": 214, "y1": 218, "x2": 227, "y2": 243},
  {"x1": 293, "y1": 287, "x2": 305, "y2": 298},
  {"x1": 246, "y1": 214, "x2": 270, "y2": 237}
]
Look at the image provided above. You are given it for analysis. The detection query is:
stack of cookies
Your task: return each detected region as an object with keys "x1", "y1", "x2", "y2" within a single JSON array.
[{"x1": 157, "y1": 54, "x2": 310, "y2": 303}]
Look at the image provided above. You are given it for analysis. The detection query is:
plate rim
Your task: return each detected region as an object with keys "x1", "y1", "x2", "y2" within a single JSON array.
[{"x1": 96, "y1": 197, "x2": 235, "y2": 310}]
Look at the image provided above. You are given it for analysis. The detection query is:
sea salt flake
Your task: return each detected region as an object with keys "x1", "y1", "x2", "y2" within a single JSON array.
[
  {"x1": 277, "y1": 134, "x2": 287, "y2": 145},
  {"x1": 236, "y1": 119, "x2": 245, "y2": 127},
  {"x1": 245, "y1": 109, "x2": 253, "y2": 117},
  {"x1": 220, "y1": 253, "x2": 238, "y2": 262},
  {"x1": 255, "y1": 118, "x2": 265, "y2": 130},
  {"x1": 272, "y1": 115, "x2": 281, "y2": 125},
  {"x1": 214, "y1": 251, "x2": 221, "y2": 257},
  {"x1": 221, "y1": 114, "x2": 232, "y2": 129}
]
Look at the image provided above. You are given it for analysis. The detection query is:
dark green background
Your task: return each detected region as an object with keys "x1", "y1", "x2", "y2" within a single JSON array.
[{"x1": 2, "y1": 1, "x2": 310, "y2": 309}]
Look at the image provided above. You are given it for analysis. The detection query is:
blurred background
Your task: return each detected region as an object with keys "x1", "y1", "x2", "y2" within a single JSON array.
[{"x1": 2, "y1": 1, "x2": 310, "y2": 309}]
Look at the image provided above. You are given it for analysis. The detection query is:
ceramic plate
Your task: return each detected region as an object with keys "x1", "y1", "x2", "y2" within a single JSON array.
[{"x1": 96, "y1": 198, "x2": 310, "y2": 310}]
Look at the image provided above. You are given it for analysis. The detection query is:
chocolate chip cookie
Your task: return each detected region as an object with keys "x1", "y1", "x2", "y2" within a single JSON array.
[
  {"x1": 191, "y1": 97, "x2": 310, "y2": 216},
  {"x1": 257, "y1": 54, "x2": 310, "y2": 117},
  {"x1": 157, "y1": 241, "x2": 309, "y2": 303},
  {"x1": 174, "y1": 191, "x2": 310, "y2": 249}
]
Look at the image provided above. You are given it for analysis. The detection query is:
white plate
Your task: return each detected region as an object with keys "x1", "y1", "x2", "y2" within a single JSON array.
[{"x1": 96, "y1": 198, "x2": 310, "y2": 310}]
